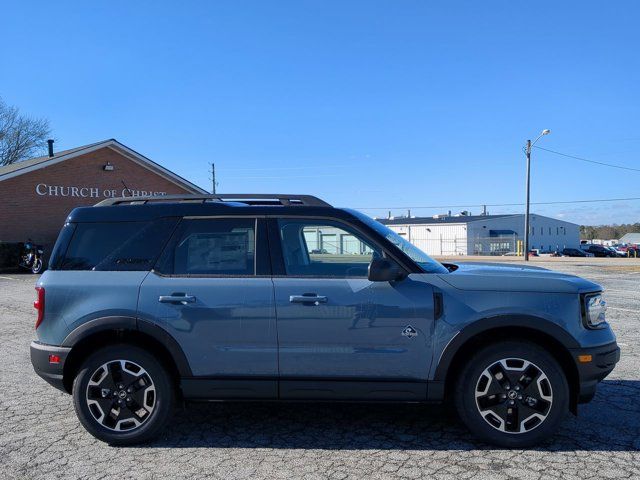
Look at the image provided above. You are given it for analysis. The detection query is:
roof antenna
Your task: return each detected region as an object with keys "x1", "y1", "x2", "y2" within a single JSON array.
[{"x1": 121, "y1": 180, "x2": 133, "y2": 197}]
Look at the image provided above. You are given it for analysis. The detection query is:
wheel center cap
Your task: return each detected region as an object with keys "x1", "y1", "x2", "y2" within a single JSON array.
[
  {"x1": 507, "y1": 390, "x2": 518, "y2": 400},
  {"x1": 118, "y1": 390, "x2": 127, "y2": 399}
]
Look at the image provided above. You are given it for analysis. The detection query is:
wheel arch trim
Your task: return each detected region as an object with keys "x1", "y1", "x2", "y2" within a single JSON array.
[
  {"x1": 61, "y1": 315, "x2": 192, "y2": 377},
  {"x1": 433, "y1": 314, "x2": 580, "y2": 382}
]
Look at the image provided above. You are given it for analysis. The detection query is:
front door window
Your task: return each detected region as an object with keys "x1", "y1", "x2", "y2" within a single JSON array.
[{"x1": 278, "y1": 219, "x2": 378, "y2": 277}]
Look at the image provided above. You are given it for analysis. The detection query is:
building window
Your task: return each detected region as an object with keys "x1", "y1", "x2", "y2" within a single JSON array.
[
  {"x1": 557, "y1": 227, "x2": 559, "y2": 235},
  {"x1": 531, "y1": 226, "x2": 535, "y2": 235},
  {"x1": 540, "y1": 227, "x2": 543, "y2": 235},
  {"x1": 490, "y1": 241, "x2": 511, "y2": 255},
  {"x1": 549, "y1": 227, "x2": 552, "y2": 235}
]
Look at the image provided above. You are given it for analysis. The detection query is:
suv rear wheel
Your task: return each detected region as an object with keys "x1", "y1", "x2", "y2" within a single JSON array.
[
  {"x1": 72, "y1": 344, "x2": 174, "y2": 445},
  {"x1": 454, "y1": 340, "x2": 569, "y2": 447}
]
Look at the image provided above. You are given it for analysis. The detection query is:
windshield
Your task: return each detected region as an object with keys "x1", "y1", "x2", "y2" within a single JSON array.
[{"x1": 345, "y1": 209, "x2": 448, "y2": 274}]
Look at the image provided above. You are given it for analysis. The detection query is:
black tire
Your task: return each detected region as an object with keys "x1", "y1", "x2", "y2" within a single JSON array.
[
  {"x1": 31, "y1": 257, "x2": 43, "y2": 274},
  {"x1": 454, "y1": 340, "x2": 569, "y2": 448},
  {"x1": 72, "y1": 344, "x2": 174, "y2": 446}
]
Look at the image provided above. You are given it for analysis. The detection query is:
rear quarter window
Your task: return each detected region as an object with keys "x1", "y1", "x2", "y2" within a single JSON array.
[{"x1": 54, "y1": 218, "x2": 178, "y2": 271}]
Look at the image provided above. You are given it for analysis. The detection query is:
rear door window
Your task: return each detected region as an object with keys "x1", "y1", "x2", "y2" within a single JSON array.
[{"x1": 156, "y1": 218, "x2": 257, "y2": 276}]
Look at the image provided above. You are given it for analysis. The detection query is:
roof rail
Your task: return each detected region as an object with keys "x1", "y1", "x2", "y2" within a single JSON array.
[{"x1": 94, "y1": 193, "x2": 332, "y2": 207}]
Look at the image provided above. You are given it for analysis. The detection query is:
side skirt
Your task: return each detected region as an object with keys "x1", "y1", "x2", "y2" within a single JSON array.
[{"x1": 181, "y1": 377, "x2": 438, "y2": 402}]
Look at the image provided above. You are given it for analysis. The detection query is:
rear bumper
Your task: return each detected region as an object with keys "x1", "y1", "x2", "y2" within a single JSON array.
[
  {"x1": 570, "y1": 341, "x2": 620, "y2": 403},
  {"x1": 30, "y1": 341, "x2": 71, "y2": 393}
]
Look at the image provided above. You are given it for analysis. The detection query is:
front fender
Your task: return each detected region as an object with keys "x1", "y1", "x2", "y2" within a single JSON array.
[{"x1": 432, "y1": 314, "x2": 580, "y2": 383}]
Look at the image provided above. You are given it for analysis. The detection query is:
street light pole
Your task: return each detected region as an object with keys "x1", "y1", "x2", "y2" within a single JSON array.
[
  {"x1": 524, "y1": 140, "x2": 532, "y2": 261},
  {"x1": 523, "y1": 129, "x2": 551, "y2": 261}
]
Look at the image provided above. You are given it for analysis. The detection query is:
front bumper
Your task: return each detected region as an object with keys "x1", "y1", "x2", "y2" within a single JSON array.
[
  {"x1": 570, "y1": 341, "x2": 620, "y2": 403},
  {"x1": 30, "y1": 341, "x2": 71, "y2": 393}
]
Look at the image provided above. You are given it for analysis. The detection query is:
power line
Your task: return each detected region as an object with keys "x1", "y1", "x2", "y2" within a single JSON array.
[
  {"x1": 221, "y1": 164, "x2": 346, "y2": 172},
  {"x1": 533, "y1": 146, "x2": 640, "y2": 173},
  {"x1": 353, "y1": 196, "x2": 640, "y2": 210},
  {"x1": 225, "y1": 173, "x2": 344, "y2": 179}
]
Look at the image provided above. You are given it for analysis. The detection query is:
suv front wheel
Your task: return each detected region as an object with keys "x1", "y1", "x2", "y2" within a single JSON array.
[
  {"x1": 454, "y1": 340, "x2": 569, "y2": 447},
  {"x1": 72, "y1": 344, "x2": 174, "y2": 445}
]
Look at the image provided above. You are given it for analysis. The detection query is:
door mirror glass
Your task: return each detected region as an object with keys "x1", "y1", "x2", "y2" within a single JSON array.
[{"x1": 368, "y1": 257, "x2": 406, "y2": 282}]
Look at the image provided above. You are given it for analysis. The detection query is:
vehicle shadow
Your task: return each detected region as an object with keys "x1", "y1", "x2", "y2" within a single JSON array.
[{"x1": 146, "y1": 379, "x2": 640, "y2": 451}]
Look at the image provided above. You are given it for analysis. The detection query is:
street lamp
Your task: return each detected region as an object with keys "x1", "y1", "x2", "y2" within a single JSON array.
[{"x1": 524, "y1": 129, "x2": 551, "y2": 261}]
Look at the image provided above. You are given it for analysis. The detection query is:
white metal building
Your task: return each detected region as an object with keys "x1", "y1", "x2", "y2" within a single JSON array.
[
  {"x1": 378, "y1": 213, "x2": 580, "y2": 256},
  {"x1": 619, "y1": 233, "x2": 640, "y2": 245}
]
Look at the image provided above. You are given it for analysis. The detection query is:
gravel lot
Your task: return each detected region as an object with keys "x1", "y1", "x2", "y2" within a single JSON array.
[{"x1": 1, "y1": 261, "x2": 638, "y2": 479}]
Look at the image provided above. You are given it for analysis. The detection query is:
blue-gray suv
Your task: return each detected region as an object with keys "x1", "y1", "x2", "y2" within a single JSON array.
[{"x1": 30, "y1": 194, "x2": 619, "y2": 447}]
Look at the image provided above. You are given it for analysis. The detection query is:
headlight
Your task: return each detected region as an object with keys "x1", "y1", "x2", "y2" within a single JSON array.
[{"x1": 583, "y1": 293, "x2": 607, "y2": 329}]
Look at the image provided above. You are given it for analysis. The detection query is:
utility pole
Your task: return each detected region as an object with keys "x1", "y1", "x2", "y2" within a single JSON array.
[
  {"x1": 210, "y1": 162, "x2": 217, "y2": 194},
  {"x1": 523, "y1": 129, "x2": 551, "y2": 261}
]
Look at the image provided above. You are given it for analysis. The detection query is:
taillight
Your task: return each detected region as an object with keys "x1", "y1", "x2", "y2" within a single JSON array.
[{"x1": 34, "y1": 286, "x2": 45, "y2": 329}]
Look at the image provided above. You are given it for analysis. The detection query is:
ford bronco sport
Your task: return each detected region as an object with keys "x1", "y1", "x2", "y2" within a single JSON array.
[{"x1": 30, "y1": 194, "x2": 619, "y2": 447}]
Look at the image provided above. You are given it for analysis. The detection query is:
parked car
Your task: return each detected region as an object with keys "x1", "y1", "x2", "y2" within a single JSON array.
[
  {"x1": 613, "y1": 245, "x2": 638, "y2": 257},
  {"x1": 561, "y1": 248, "x2": 594, "y2": 258},
  {"x1": 31, "y1": 194, "x2": 619, "y2": 448},
  {"x1": 604, "y1": 246, "x2": 626, "y2": 258},
  {"x1": 583, "y1": 244, "x2": 616, "y2": 257}
]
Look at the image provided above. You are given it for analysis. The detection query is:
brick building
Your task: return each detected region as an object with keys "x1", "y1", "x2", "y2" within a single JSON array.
[{"x1": 0, "y1": 139, "x2": 206, "y2": 253}]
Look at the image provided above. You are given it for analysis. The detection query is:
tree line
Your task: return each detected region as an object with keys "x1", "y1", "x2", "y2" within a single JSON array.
[{"x1": 580, "y1": 223, "x2": 640, "y2": 241}]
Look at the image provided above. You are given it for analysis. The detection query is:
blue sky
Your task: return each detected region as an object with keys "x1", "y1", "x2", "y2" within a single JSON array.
[{"x1": 2, "y1": 1, "x2": 639, "y2": 225}]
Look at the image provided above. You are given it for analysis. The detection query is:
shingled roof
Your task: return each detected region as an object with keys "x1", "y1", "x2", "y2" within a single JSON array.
[{"x1": 0, "y1": 139, "x2": 207, "y2": 194}]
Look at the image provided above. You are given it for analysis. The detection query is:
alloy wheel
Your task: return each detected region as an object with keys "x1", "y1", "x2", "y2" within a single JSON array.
[
  {"x1": 474, "y1": 357, "x2": 553, "y2": 434},
  {"x1": 85, "y1": 359, "x2": 156, "y2": 432}
]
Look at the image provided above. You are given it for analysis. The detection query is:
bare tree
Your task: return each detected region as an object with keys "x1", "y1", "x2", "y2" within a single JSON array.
[{"x1": 0, "y1": 98, "x2": 52, "y2": 166}]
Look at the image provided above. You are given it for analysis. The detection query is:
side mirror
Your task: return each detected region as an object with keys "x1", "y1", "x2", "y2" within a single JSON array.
[{"x1": 368, "y1": 257, "x2": 406, "y2": 282}]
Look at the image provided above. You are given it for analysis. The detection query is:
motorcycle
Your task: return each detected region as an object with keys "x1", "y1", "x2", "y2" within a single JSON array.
[{"x1": 20, "y1": 240, "x2": 44, "y2": 274}]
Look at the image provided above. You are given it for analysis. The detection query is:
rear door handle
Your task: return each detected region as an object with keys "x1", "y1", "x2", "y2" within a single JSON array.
[
  {"x1": 159, "y1": 294, "x2": 196, "y2": 304},
  {"x1": 289, "y1": 295, "x2": 328, "y2": 305}
]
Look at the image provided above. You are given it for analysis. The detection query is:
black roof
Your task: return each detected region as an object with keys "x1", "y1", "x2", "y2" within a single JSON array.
[
  {"x1": 95, "y1": 193, "x2": 331, "y2": 207},
  {"x1": 67, "y1": 194, "x2": 344, "y2": 223},
  {"x1": 61, "y1": 194, "x2": 433, "y2": 275},
  {"x1": 378, "y1": 214, "x2": 514, "y2": 225}
]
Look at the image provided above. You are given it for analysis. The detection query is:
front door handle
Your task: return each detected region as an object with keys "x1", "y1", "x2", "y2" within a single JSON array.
[
  {"x1": 289, "y1": 294, "x2": 328, "y2": 305},
  {"x1": 159, "y1": 294, "x2": 196, "y2": 305}
]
